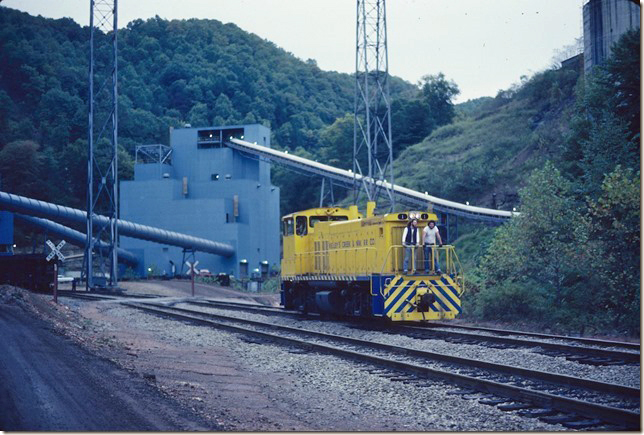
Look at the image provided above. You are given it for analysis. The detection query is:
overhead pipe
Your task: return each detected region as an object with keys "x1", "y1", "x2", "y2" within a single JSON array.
[
  {"x1": 15, "y1": 214, "x2": 139, "y2": 265},
  {"x1": 0, "y1": 191, "x2": 235, "y2": 257}
]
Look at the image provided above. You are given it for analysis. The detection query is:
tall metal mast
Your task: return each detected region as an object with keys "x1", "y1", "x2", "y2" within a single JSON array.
[
  {"x1": 84, "y1": 0, "x2": 119, "y2": 290},
  {"x1": 353, "y1": 0, "x2": 395, "y2": 210}
]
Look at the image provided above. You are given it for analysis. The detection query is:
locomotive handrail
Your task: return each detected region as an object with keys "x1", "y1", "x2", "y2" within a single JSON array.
[{"x1": 379, "y1": 244, "x2": 462, "y2": 298}]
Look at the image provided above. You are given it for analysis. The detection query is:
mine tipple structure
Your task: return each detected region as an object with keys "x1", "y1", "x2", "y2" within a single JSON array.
[
  {"x1": 120, "y1": 124, "x2": 280, "y2": 278},
  {"x1": 583, "y1": 0, "x2": 640, "y2": 73},
  {"x1": 281, "y1": 204, "x2": 464, "y2": 322}
]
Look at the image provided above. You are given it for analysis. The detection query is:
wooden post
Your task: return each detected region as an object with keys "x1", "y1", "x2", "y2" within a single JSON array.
[
  {"x1": 53, "y1": 262, "x2": 58, "y2": 304},
  {"x1": 191, "y1": 266, "x2": 195, "y2": 297}
]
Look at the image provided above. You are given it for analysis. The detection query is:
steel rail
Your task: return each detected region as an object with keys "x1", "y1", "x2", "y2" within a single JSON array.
[
  {"x1": 419, "y1": 322, "x2": 641, "y2": 351},
  {"x1": 179, "y1": 301, "x2": 638, "y2": 397},
  {"x1": 393, "y1": 325, "x2": 640, "y2": 363},
  {"x1": 122, "y1": 301, "x2": 639, "y2": 428},
  {"x1": 57, "y1": 290, "x2": 159, "y2": 300},
  {"x1": 189, "y1": 299, "x2": 640, "y2": 364}
]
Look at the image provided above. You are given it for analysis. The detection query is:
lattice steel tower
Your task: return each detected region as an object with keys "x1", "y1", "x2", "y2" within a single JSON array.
[
  {"x1": 353, "y1": 0, "x2": 395, "y2": 210},
  {"x1": 84, "y1": 0, "x2": 119, "y2": 290}
]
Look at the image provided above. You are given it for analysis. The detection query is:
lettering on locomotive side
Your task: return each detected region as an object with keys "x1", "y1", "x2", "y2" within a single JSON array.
[{"x1": 320, "y1": 238, "x2": 377, "y2": 250}]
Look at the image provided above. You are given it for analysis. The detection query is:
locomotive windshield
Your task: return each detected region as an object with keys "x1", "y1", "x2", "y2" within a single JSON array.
[{"x1": 296, "y1": 216, "x2": 308, "y2": 235}]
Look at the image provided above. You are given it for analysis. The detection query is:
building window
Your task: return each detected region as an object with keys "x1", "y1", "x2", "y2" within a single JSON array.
[{"x1": 197, "y1": 128, "x2": 245, "y2": 148}]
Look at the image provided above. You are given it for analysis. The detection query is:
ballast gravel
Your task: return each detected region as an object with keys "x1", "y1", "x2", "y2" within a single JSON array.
[
  {"x1": 55, "y1": 289, "x2": 640, "y2": 431},
  {"x1": 83, "y1": 302, "x2": 570, "y2": 431},
  {"x1": 178, "y1": 302, "x2": 640, "y2": 390}
]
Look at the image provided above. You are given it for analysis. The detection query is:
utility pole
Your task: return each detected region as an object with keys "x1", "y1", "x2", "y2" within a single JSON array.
[
  {"x1": 353, "y1": 0, "x2": 395, "y2": 211},
  {"x1": 84, "y1": 0, "x2": 119, "y2": 290}
]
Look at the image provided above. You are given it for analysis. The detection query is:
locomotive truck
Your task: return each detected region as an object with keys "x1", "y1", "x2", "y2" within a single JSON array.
[{"x1": 280, "y1": 202, "x2": 464, "y2": 321}]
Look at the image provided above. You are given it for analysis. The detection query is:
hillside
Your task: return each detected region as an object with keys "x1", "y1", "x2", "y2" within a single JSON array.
[{"x1": 393, "y1": 66, "x2": 580, "y2": 210}]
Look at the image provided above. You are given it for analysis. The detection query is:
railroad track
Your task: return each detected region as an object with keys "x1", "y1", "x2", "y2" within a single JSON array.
[
  {"x1": 423, "y1": 322, "x2": 640, "y2": 351},
  {"x1": 388, "y1": 325, "x2": 640, "y2": 366},
  {"x1": 57, "y1": 290, "x2": 161, "y2": 301},
  {"x1": 188, "y1": 299, "x2": 641, "y2": 366},
  {"x1": 122, "y1": 300, "x2": 640, "y2": 430}
]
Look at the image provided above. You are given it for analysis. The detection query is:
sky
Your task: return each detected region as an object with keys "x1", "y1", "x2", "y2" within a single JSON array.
[{"x1": 2, "y1": 0, "x2": 584, "y2": 103}]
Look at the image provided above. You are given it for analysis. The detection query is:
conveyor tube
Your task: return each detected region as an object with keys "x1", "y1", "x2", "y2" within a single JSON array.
[
  {"x1": 14, "y1": 214, "x2": 139, "y2": 265},
  {"x1": 228, "y1": 138, "x2": 518, "y2": 222},
  {"x1": 0, "y1": 191, "x2": 235, "y2": 257}
]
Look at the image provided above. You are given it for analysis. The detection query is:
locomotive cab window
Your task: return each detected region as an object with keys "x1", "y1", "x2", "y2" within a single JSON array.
[
  {"x1": 283, "y1": 218, "x2": 294, "y2": 236},
  {"x1": 296, "y1": 216, "x2": 308, "y2": 236},
  {"x1": 310, "y1": 215, "x2": 348, "y2": 228},
  {"x1": 309, "y1": 216, "x2": 328, "y2": 227}
]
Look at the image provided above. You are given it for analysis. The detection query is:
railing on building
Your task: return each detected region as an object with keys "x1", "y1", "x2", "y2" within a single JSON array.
[{"x1": 135, "y1": 144, "x2": 173, "y2": 165}]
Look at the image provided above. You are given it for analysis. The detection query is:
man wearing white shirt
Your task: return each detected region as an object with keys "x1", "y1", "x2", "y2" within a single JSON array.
[{"x1": 422, "y1": 220, "x2": 443, "y2": 274}]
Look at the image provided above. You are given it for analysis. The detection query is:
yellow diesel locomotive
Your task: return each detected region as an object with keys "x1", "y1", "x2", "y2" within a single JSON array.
[{"x1": 280, "y1": 202, "x2": 464, "y2": 321}]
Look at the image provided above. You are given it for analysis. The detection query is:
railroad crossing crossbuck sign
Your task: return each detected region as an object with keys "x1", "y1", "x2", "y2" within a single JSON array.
[
  {"x1": 46, "y1": 240, "x2": 66, "y2": 262},
  {"x1": 185, "y1": 261, "x2": 200, "y2": 276}
]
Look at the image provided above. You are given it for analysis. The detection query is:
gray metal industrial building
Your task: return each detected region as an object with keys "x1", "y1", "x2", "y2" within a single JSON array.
[
  {"x1": 120, "y1": 124, "x2": 280, "y2": 278},
  {"x1": 583, "y1": 0, "x2": 640, "y2": 73}
]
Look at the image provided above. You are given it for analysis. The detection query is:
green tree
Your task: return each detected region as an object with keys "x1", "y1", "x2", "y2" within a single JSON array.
[
  {"x1": 318, "y1": 113, "x2": 354, "y2": 169},
  {"x1": 584, "y1": 167, "x2": 640, "y2": 333},
  {"x1": 474, "y1": 163, "x2": 592, "y2": 328},
  {"x1": 419, "y1": 73, "x2": 460, "y2": 127},
  {"x1": 0, "y1": 140, "x2": 46, "y2": 198}
]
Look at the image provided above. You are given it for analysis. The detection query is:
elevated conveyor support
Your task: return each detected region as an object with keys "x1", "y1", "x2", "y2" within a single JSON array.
[
  {"x1": 0, "y1": 191, "x2": 235, "y2": 257},
  {"x1": 14, "y1": 214, "x2": 139, "y2": 266},
  {"x1": 227, "y1": 139, "x2": 517, "y2": 223}
]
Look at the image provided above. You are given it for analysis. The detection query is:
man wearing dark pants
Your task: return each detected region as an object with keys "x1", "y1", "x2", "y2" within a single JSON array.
[{"x1": 423, "y1": 220, "x2": 443, "y2": 274}]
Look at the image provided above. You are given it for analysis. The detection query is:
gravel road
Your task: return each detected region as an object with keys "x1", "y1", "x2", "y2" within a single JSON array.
[{"x1": 0, "y1": 302, "x2": 214, "y2": 431}]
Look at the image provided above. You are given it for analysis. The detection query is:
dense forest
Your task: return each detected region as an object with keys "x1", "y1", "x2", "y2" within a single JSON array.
[
  {"x1": 0, "y1": 7, "x2": 639, "y2": 335},
  {"x1": 0, "y1": 7, "x2": 458, "y2": 213}
]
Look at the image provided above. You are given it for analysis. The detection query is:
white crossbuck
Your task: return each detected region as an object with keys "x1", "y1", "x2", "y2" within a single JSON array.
[
  {"x1": 46, "y1": 240, "x2": 66, "y2": 262},
  {"x1": 185, "y1": 260, "x2": 200, "y2": 275}
]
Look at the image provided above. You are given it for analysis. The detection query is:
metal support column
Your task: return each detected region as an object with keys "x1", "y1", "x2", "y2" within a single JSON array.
[
  {"x1": 84, "y1": 0, "x2": 119, "y2": 290},
  {"x1": 353, "y1": 0, "x2": 395, "y2": 211},
  {"x1": 319, "y1": 177, "x2": 336, "y2": 207}
]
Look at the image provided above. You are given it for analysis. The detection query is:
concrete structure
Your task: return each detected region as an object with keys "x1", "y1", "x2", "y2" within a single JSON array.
[
  {"x1": 0, "y1": 211, "x2": 14, "y2": 256},
  {"x1": 583, "y1": 0, "x2": 640, "y2": 73},
  {"x1": 120, "y1": 124, "x2": 280, "y2": 278}
]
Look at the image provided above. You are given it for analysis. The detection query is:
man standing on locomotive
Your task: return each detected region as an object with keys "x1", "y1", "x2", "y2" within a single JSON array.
[
  {"x1": 423, "y1": 220, "x2": 443, "y2": 274},
  {"x1": 402, "y1": 218, "x2": 421, "y2": 274}
]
